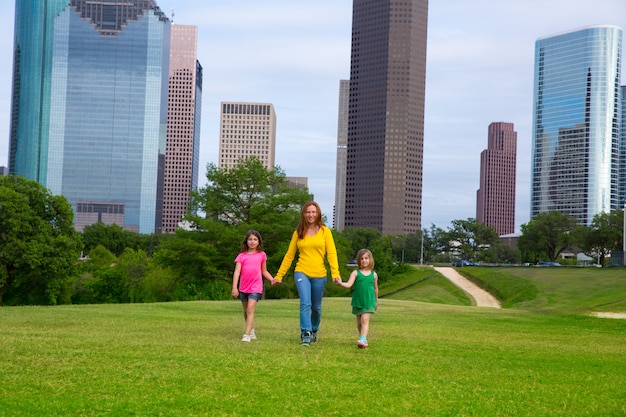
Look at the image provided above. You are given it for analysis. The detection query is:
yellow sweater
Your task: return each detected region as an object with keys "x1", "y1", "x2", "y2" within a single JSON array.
[{"x1": 275, "y1": 226, "x2": 340, "y2": 281}]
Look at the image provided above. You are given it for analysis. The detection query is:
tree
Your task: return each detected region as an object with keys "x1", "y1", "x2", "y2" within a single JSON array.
[
  {"x1": 579, "y1": 210, "x2": 624, "y2": 266},
  {"x1": 82, "y1": 222, "x2": 141, "y2": 256},
  {"x1": 0, "y1": 176, "x2": 82, "y2": 305},
  {"x1": 518, "y1": 211, "x2": 578, "y2": 263},
  {"x1": 446, "y1": 218, "x2": 499, "y2": 261},
  {"x1": 189, "y1": 156, "x2": 311, "y2": 226},
  {"x1": 425, "y1": 224, "x2": 450, "y2": 263}
]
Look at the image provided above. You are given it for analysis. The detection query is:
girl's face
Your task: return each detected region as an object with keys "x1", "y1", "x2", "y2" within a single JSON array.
[
  {"x1": 304, "y1": 205, "x2": 318, "y2": 225},
  {"x1": 247, "y1": 235, "x2": 260, "y2": 251},
  {"x1": 359, "y1": 253, "x2": 371, "y2": 268}
]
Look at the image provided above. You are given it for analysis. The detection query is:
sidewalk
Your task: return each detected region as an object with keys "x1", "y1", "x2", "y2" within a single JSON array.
[{"x1": 434, "y1": 267, "x2": 501, "y2": 308}]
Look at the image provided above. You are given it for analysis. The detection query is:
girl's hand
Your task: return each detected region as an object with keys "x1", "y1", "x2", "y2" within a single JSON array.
[{"x1": 231, "y1": 289, "x2": 239, "y2": 298}]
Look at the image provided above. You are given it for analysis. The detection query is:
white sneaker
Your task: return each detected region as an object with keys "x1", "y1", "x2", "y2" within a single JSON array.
[
  {"x1": 241, "y1": 334, "x2": 252, "y2": 342},
  {"x1": 250, "y1": 329, "x2": 257, "y2": 340}
]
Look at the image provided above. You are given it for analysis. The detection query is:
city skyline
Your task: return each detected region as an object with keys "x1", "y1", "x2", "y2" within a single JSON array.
[{"x1": 1, "y1": 1, "x2": 625, "y2": 232}]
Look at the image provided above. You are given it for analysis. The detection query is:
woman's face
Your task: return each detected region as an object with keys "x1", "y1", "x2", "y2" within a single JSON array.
[{"x1": 304, "y1": 204, "x2": 318, "y2": 225}]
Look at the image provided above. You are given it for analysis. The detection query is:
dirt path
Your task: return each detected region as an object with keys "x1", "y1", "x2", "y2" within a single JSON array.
[{"x1": 434, "y1": 267, "x2": 501, "y2": 308}]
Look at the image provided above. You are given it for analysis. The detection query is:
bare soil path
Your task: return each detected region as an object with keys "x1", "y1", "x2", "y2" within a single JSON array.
[{"x1": 434, "y1": 267, "x2": 501, "y2": 308}]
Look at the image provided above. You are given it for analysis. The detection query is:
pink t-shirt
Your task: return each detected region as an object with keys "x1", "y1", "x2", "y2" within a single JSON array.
[{"x1": 234, "y1": 251, "x2": 267, "y2": 294}]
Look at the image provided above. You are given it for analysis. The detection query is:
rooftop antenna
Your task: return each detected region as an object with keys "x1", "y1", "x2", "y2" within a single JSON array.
[{"x1": 171, "y1": 8, "x2": 175, "y2": 23}]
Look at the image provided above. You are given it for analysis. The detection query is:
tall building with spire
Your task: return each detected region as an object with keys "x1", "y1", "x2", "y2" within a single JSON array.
[
  {"x1": 344, "y1": 0, "x2": 429, "y2": 235},
  {"x1": 162, "y1": 24, "x2": 202, "y2": 233},
  {"x1": 531, "y1": 25, "x2": 622, "y2": 226},
  {"x1": 476, "y1": 122, "x2": 517, "y2": 235},
  {"x1": 9, "y1": 0, "x2": 171, "y2": 233}
]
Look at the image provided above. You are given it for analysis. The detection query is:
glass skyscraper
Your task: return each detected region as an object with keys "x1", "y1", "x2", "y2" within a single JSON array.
[
  {"x1": 617, "y1": 85, "x2": 626, "y2": 207},
  {"x1": 531, "y1": 25, "x2": 622, "y2": 226},
  {"x1": 9, "y1": 0, "x2": 170, "y2": 233}
]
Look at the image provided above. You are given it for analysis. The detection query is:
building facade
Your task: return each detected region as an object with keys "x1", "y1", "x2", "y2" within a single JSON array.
[
  {"x1": 333, "y1": 79, "x2": 349, "y2": 231},
  {"x1": 218, "y1": 102, "x2": 276, "y2": 170},
  {"x1": 162, "y1": 24, "x2": 202, "y2": 233},
  {"x1": 531, "y1": 25, "x2": 622, "y2": 226},
  {"x1": 617, "y1": 86, "x2": 626, "y2": 206},
  {"x1": 345, "y1": 0, "x2": 429, "y2": 235},
  {"x1": 476, "y1": 122, "x2": 517, "y2": 235},
  {"x1": 9, "y1": 0, "x2": 170, "y2": 233}
]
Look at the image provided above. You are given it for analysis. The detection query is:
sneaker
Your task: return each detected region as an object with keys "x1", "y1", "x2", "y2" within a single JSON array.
[
  {"x1": 357, "y1": 339, "x2": 368, "y2": 349},
  {"x1": 242, "y1": 334, "x2": 252, "y2": 342},
  {"x1": 250, "y1": 329, "x2": 257, "y2": 340},
  {"x1": 311, "y1": 331, "x2": 317, "y2": 343},
  {"x1": 301, "y1": 331, "x2": 312, "y2": 346}
]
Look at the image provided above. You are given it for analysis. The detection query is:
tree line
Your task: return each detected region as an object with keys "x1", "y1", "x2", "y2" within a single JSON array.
[{"x1": 1, "y1": 157, "x2": 623, "y2": 306}]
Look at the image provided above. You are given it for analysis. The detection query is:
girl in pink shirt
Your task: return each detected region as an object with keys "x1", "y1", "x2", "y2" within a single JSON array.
[{"x1": 232, "y1": 230, "x2": 277, "y2": 342}]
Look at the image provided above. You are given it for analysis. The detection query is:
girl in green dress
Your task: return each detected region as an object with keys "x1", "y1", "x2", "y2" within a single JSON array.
[{"x1": 337, "y1": 249, "x2": 379, "y2": 348}]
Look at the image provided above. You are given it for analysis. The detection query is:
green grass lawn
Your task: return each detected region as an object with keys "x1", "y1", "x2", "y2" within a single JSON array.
[
  {"x1": 2, "y1": 287, "x2": 625, "y2": 416},
  {"x1": 456, "y1": 266, "x2": 626, "y2": 312}
]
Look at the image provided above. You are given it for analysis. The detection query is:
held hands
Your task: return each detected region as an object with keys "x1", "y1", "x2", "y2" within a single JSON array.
[{"x1": 333, "y1": 277, "x2": 343, "y2": 285}]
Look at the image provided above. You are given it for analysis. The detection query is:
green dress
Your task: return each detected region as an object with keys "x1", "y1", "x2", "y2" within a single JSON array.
[{"x1": 351, "y1": 270, "x2": 376, "y2": 315}]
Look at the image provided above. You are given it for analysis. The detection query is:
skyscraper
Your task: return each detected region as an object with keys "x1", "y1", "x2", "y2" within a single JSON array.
[
  {"x1": 334, "y1": 79, "x2": 349, "y2": 231},
  {"x1": 9, "y1": 0, "x2": 171, "y2": 234},
  {"x1": 345, "y1": 0, "x2": 428, "y2": 235},
  {"x1": 476, "y1": 122, "x2": 517, "y2": 235},
  {"x1": 162, "y1": 24, "x2": 202, "y2": 233},
  {"x1": 531, "y1": 25, "x2": 622, "y2": 226},
  {"x1": 218, "y1": 102, "x2": 276, "y2": 170},
  {"x1": 617, "y1": 85, "x2": 626, "y2": 206}
]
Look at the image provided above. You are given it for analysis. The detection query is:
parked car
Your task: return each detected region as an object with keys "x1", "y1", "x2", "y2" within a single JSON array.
[
  {"x1": 537, "y1": 261, "x2": 562, "y2": 267},
  {"x1": 452, "y1": 259, "x2": 473, "y2": 267}
]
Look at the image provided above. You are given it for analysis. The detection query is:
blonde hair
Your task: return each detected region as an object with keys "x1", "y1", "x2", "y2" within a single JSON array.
[{"x1": 356, "y1": 248, "x2": 374, "y2": 270}]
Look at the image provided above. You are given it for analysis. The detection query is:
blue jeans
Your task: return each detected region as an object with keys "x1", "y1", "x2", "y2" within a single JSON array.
[{"x1": 294, "y1": 272, "x2": 327, "y2": 333}]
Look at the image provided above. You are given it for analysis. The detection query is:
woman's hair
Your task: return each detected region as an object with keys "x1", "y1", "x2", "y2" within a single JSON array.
[
  {"x1": 356, "y1": 248, "x2": 374, "y2": 270},
  {"x1": 240, "y1": 230, "x2": 264, "y2": 253},
  {"x1": 296, "y1": 201, "x2": 325, "y2": 239}
]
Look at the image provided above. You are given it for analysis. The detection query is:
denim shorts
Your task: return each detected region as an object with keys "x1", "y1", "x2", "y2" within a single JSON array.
[{"x1": 239, "y1": 292, "x2": 262, "y2": 302}]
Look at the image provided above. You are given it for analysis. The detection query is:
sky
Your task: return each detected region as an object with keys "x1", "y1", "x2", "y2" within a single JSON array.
[{"x1": 0, "y1": 1, "x2": 625, "y2": 233}]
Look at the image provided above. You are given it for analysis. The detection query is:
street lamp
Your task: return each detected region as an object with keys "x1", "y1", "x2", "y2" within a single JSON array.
[{"x1": 420, "y1": 228, "x2": 424, "y2": 265}]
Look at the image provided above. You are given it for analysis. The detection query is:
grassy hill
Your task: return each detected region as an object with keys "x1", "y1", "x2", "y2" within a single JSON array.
[
  {"x1": 1, "y1": 267, "x2": 625, "y2": 416},
  {"x1": 454, "y1": 266, "x2": 626, "y2": 312}
]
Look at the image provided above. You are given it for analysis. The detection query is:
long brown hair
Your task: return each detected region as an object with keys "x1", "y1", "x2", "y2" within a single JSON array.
[{"x1": 296, "y1": 201, "x2": 325, "y2": 239}]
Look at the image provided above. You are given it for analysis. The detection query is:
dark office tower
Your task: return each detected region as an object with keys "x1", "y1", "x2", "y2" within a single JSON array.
[
  {"x1": 162, "y1": 24, "x2": 202, "y2": 233},
  {"x1": 9, "y1": 0, "x2": 170, "y2": 233},
  {"x1": 531, "y1": 26, "x2": 621, "y2": 226},
  {"x1": 476, "y1": 122, "x2": 517, "y2": 235},
  {"x1": 345, "y1": 0, "x2": 428, "y2": 235}
]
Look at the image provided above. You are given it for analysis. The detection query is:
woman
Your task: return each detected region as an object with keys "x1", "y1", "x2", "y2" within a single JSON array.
[{"x1": 275, "y1": 201, "x2": 342, "y2": 346}]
